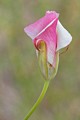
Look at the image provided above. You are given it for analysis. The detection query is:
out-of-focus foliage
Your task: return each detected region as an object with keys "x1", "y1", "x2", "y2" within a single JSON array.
[{"x1": 0, "y1": 0, "x2": 80, "y2": 120}]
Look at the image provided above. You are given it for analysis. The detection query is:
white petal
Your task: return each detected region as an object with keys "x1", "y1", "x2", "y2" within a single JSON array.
[{"x1": 56, "y1": 21, "x2": 72, "y2": 51}]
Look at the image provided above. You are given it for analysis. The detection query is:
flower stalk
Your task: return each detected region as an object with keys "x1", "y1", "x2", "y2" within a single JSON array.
[{"x1": 24, "y1": 80, "x2": 50, "y2": 120}]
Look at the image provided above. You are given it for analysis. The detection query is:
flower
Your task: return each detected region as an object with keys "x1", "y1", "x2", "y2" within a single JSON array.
[{"x1": 24, "y1": 11, "x2": 72, "y2": 80}]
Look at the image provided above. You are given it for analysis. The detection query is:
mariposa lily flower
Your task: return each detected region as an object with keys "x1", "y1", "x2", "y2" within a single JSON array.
[
  {"x1": 24, "y1": 11, "x2": 72, "y2": 80},
  {"x1": 24, "y1": 11, "x2": 72, "y2": 120}
]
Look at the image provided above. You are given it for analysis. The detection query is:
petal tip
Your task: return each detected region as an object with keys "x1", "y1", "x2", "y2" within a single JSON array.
[
  {"x1": 24, "y1": 27, "x2": 26, "y2": 33},
  {"x1": 46, "y1": 11, "x2": 59, "y2": 17}
]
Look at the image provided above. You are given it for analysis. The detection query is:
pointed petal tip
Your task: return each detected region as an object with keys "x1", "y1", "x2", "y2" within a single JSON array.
[
  {"x1": 24, "y1": 26, "x2": 35, "y2": 39},
  {"x1": 24, "y1": 27, "x2": 28, "y2": 35},
  {"x1": 24, "y1": 27, "x2": 26, "y2": 33}
]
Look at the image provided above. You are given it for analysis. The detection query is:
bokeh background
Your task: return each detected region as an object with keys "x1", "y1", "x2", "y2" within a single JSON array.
[{"x1": 0, "y1": 0, "x2": 80, "y2": 120}]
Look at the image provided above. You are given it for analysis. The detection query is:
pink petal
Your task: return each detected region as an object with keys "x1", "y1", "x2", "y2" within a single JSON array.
[
  {"x1": 24, "y1": 11, "x2": 59, "y2": 39},
  {"x1": 56, "y1": 21, "x2": 72, "y2": 51},
  {"x1": 34, "y1": 18, "x2": 58, "y2": 67}
]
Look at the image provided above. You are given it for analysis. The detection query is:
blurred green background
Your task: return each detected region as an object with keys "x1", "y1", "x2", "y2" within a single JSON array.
[{"x1": 0, "y1": 0, "x2": 80, "y2": 120}]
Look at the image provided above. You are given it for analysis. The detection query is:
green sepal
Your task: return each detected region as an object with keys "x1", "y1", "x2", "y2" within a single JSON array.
[{"x1": 38, "y1": 41, "x2": 59, "y2": 81}]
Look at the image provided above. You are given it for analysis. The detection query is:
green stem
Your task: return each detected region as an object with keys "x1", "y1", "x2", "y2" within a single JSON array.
[{"x1": 24, "y1": 80, "x2": 50, "y2": 120}]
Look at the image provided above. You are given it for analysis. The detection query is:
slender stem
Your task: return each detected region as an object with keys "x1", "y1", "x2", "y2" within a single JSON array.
[{"x1": 24, "y1": 80, "x2": 50, "y2": 120}]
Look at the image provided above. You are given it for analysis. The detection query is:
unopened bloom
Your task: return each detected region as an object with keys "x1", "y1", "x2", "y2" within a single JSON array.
[{"x1": 24, "y1": 11, "x2": 72, "y2": 80}]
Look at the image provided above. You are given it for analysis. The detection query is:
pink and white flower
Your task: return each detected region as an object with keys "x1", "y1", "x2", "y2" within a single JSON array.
[{"x1": 24, "y1": 11, "x2": 72, "y2": 80}]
